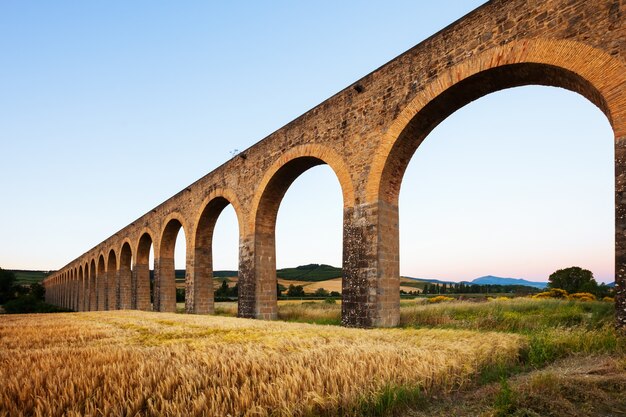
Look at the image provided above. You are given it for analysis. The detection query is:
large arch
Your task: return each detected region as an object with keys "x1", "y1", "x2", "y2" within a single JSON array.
[
  {"x1": 119, "y1": 240, "x2": 133, "y2": 309},
  {"x1": 192, "y1": 189, "x2": 244, "y2": 314},
  {"x1": 97, "y1": 254, "x2": 106, "y2": 310},
  {"x1": 244, "y1": 144, "x2": 354, "y2": 319},
  {"x1": 88, "y1": 259, "x2": 96, "y2": 311},
  {"x1": 78, "y1": 265, "x2": 84, "y2": 312},
  {"x1": 107, "y1": 249, "x2": 117, "y2": 310},
  {"x1": 156, "y1": 214, "x2": 190, "y2": 312},
  {"x1": 361, "y1": 39, "x2": 626, "y2": 327},
  {"x1": 135, "y1": 232, "x2": 154, "y2": 311}
]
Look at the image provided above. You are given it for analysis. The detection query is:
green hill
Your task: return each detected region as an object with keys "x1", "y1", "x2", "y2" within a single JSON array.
[
  {"x1": 10, "y1": 270, "x2": 50, "y2": 285},
  {"x1": 276, "y1": 264, "x2": 342, "y2": 282}
]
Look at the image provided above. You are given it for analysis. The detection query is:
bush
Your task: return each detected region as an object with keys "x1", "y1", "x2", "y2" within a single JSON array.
[
  {"x1": 3, "y1": 295, "x2": 67, "y2": 314},
  {"x1": 428, "y1": 296, "x2": 454, "y2": 304},
  {"x1": 569, "y1": 292, "x2": 596, "y2": 302},
  {"x1": 532, "y1": 288, "x2": 569, "y2": 299},
  {"x1": 602, "y1": 296, "x2": 615, "y2": 303}
]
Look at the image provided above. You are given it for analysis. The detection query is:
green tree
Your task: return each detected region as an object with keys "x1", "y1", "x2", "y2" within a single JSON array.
[
  {"x1": 30, "y1": 282, "x2": 46, "y2": 301},
  {"x1": 0, "y1": 268, "x2": 16, "y2": 304},
  {"x1": 548, "y1": 266, "x2": 598, "y2": 294},
  {"x1": 314, "y1": 287, "x2": 329, "y2": 297},
  {"x1": 287, "y1": 284, "x2": 305, "y2": 297}
]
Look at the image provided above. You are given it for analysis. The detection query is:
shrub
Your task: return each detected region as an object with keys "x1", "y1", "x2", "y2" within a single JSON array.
[
  {"x1": 568, "y1": 292, "x2": 596, "y2": 302},
  {"x1": 532, "y1": 288, "x2": 568, "y2": 299},
  {"x1": 428, "y1": 296, "x2": 454, "y2": 304}
]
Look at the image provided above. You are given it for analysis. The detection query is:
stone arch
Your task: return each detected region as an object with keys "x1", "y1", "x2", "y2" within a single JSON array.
[
  {"x1": 89, "y1": 258, "x2": 96, "y2": 311},
  {"x1": 135, "y1": 231, "x2": 154, "y2": 311},
  {"x1": 361, "y1": 39, "x2": 625, "y2": 327},
  {"x1": 73, "y1": 267, "x2": 78, "y2": 310},
  {"x1": 367, "y1": 39, "x2": 625, "y2": 204},
  {"x1": 156, "y1": 213, "x2": 190, "y2": 312},
  {"x1": 192, "y1": 189, "x2": 245, "y2": 314},
  {"x1": 246, "y1": 144, "x2": 354, "y2": 319},
  {"x1": 78, "y1": 265, "x2": 84, "y2": 311},
  {"x1": 97, "y1": 254, "x2": 106, "y2": 310},
  {"x1": 118, "y1": 240, "x2": 133, "y2": 309},
  {"x1": 107, "y1": 248, "x2": 117, "y2": 310}
]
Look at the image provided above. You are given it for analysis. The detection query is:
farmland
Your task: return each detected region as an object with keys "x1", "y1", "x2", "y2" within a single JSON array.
[
  {"x1": 1, "y1": 298, "x2": 625, "y2": 415},
  {"x1": 1, "y1": 310, "x2": 522, "y2": 416}
]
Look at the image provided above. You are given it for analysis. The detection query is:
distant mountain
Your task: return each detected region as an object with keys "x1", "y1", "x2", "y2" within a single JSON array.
[
  {"x1": 471, "y1": 275, "x2": 547, "y2": 289},
  {"x1": 607, "y1": 282, "x2": 616, "y2": 288},
  {"x1": 402, "y1": 276, "x2": 456, "y2": 285}
]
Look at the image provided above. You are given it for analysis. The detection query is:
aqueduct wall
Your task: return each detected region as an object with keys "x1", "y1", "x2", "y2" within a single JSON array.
[{"x1": 44, "y1": 0, "x2": 626, "y2": 328}]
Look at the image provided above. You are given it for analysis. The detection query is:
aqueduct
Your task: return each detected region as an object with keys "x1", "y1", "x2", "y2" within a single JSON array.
[{"x1": 44, "y1": 0, "x2": 626, "y2": 328}]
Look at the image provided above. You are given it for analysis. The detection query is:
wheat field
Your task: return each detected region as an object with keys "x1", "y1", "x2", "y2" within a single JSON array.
[{"x1": 0, "y1": 311, "x2": 524, "y2": 416}]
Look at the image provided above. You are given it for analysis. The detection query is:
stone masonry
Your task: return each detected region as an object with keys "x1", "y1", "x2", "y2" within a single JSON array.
[{"x1": 44, "y1": 0, "x2": 625, "y2": 329}]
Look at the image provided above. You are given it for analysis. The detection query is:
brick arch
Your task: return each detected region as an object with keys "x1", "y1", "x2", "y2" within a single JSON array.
[
  {"x1": 72, "y1": 265, "x2": 80, "y2": 311},
  {"x1": 250, "y1": 144, "x2": 355, "y2": 230},
  {"x1": 106, "y1": 248, "x2": 117, "y2": 310},
  {"x1": 78, "y1": 264, "x2": 84, "y2": 311},
  {"x1": 360, "y1": 38, "x2": 626, "y2": 327},
  {"x1": 97, "y1": 253, "x2": 106, "y2": 310},
  {"x1": 190, "y1": 189, "x2": 245, "y2": 314},
  {"x1": 366, "y1": 39, "x2": 626, "y2": 204},
  {"x1": 135, "y1": 230, "x2": 155, "y2": 311},
  {"x1": 156, "y1": 213, "x2": 190, "y2": 312},
  {"x1": 118, "y1": 239, "x2": 133, "y2": 309},
  {"x1": 88, "y1": 258, "x2": 96, "y2": 311},
  {"x1": 245, "y1": 144, "x2": 354, "y2": 319}
]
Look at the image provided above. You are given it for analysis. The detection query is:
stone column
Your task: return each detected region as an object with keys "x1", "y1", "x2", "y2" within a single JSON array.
[
  {"x1": 238, "y1": 235, "x2": 256, "y2": 319},
  {"x1": 108, "y1": 269, "x2": 118, "y2": 310},
  {"x1": 342, "y1": 201, "x2": 400, "y2": 328},
  {"x1": 97, "y1": 274, "x2": 106, "y2": 311},
  {"x1": 192, "y1": 243, "x2": 212, "y2": 314},
  {"x1": 155, "y1": 257, "x2": 176, "y2": 312},
  {"x1": 119, "y1": 265, "x2": 132, "y2": 309},
  {"x1": 254, "y1": 230, "x2": 278, "y2": 320},
  {"x1": 616, "y1": 137, "x2": 626, "y2": 331},
  {"x1": 133, "y1": 263, "x2": 151, "y2": 311},
  {"x1": 89, "y1": 275, "x2": 97, "y2": 311}
]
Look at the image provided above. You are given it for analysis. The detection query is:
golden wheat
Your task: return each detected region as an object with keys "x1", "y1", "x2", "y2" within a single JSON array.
[{"x1": 0, "y1": 311, "x2": 523, "y2": 416}]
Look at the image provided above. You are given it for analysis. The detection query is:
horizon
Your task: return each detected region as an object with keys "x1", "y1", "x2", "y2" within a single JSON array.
[{"x1": 0, "y1": 1, "x2": 615, "y2": 284}]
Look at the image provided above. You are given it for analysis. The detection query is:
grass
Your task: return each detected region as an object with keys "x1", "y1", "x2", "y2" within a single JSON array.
[
  {"x1": 2, "y1": 296, "x2": 623, "y2": 415},
  {"x1": 0, "y1": 311, "x2": 523, "y2": 417}
]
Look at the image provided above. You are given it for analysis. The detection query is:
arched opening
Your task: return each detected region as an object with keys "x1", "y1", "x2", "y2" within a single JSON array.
[
  {"x1": 78, "y1": 265, "x2": 84, "y2": 312},
  {"x1": 195, "y1": 197, "x2": 240, "y2": 315},
  {"x1": 97, "y1": 255, "x2": 106, "y2": 310},
  {"x1": 119, "y1": 242, "x2": 133, "y2": 309},
  {"x1": 89, "y1": 259, "x2": 96, "y2": 311},
  {"x1": 275, "y1": 165, "x2": 343, "y2": 306},
  {"x1": 399, "y1": 86, "x2": 613, "y2": 288},
  {"x1": 135, "y1": 233, "x2": 154, "y2": 311},
  {"x1": 369, "y1": 61, "x2": 618, "y2": 327},
  {"x1": 158, "y1": 219, "x2": 186, "y2": 312},
  {"x1": 252, "y1": 155, "x2": 347, "y2": 319},
  {"x1": 107, "y1": 249, "x2": 117, "y2": 310}
]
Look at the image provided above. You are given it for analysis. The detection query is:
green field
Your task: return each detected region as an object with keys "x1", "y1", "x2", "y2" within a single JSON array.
[{"x1": 10, "y1": 270, "x2": 49, "y2": 285}]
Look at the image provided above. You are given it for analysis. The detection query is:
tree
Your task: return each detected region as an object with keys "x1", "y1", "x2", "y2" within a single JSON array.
[
  {"x1": 30, "y1": 282, "x2": 46, "y2": 301},
  {"x1": 287, "y1": 284, "x2": 305, "y2": 297},
  {"x1": 548, "y1": 266, "x2": 598, "y2": 294},
  {"x1": 314, "y1": 287, "x2": 329, "y2": 297},
  {"x1": 0, "y1": 268, "x2": 16, "y2": 304}
]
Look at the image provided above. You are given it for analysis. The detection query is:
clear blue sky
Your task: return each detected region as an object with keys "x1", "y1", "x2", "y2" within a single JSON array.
[{"x1": 0, "y1": 1, "x2": 614, "y2": 283}]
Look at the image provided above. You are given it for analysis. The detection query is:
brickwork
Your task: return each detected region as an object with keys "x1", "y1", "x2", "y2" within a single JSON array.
[{"x1": 43, "y1": 0, "x2": 625, "y2": 329}]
